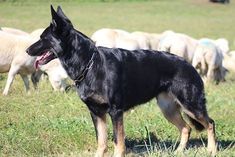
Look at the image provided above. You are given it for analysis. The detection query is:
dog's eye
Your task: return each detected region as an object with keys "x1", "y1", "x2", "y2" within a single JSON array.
[{"x1": 41, "y1": 36, "x2": 48, "y2": 40}]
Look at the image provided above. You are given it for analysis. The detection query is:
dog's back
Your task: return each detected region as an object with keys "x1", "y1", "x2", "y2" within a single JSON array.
[{"x1": 97, "y1": 47, "x2": 204, "y2": 111}]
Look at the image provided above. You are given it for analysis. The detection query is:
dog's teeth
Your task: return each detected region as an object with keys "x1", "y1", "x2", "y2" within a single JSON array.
[{"x1": 35, "y1": 51, "x2": 53, "y2": 67}]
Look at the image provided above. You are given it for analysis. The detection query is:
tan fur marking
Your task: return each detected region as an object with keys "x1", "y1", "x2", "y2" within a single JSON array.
[
  {"x1": 113, "y1": 119, "x2": 125, "y2": 157},
  {"x1": 196, "y1": 117, "x2": 217, "y2": 156},
  {"x1": 95, "y1": 115, "x2": 108, "y2": 157},
  {"x1": 157, "y1": 93, "x2": 191, "y2": 152},
  {"x1": 207, "y1": 122, "x2": 217, "y2": 156},
  {"x1": 91, "y1": 94, "x2": 108, "y2": 104},
  {"x1": 177, "y1": 126, "x2": 191, "y2": 152}
]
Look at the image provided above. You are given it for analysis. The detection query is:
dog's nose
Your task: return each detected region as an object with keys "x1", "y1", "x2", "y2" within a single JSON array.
[{"x1": 26, "y1": 48, "x2": 30, "y2": 54}]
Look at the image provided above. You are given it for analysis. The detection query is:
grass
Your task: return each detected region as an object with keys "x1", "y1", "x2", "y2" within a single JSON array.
[{"x1": 0, "y1": 0, "x2": 235, "y2": 156}]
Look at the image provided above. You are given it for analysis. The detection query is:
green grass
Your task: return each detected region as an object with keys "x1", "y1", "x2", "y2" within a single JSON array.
[{"x1": 0, "y1": 0, "x2": 235, "y2": 156}]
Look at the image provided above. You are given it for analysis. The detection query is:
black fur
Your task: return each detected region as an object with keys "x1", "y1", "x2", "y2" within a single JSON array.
[
  {"x1": 210, "y1": 0, "x2": 229, "y2": 3},
  {"x1": 27, "y1": 5, "x2": 210, "y2": 149}
]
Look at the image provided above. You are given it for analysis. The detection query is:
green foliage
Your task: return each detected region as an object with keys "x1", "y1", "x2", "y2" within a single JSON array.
[{"x1": 0, "y1": 0, "x2": 235, "y2": 156}]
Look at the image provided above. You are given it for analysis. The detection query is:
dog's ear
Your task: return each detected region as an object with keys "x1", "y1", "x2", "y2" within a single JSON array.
[
  {"x1": 50, "y1": 5, "x2": 72, "y2": 35},
  {"x1": 56, "y1": 6, "x2": 72, "y2": 25},
  {"x1": 50, "y1": 5, "x2": 60, "y2": 32},
  {"x1": 50, "y1": 19, "x2": 57, "y2": 31},
  {"x1": 51, "y1": 5, "x2": 58, "y2": 21}
]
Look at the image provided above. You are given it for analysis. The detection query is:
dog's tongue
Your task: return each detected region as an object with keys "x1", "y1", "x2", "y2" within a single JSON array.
[
  {"x1": 34, "y1": 51, "x2": 51, "y2": 69},
  {"x1": 34, "y1": 59, "x2": 40, "y2": 70}
]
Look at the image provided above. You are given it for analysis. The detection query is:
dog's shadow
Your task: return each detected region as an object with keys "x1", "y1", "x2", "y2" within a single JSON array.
[{"x1": 125, "y1": 132, "x2": 235, "y2": 155}]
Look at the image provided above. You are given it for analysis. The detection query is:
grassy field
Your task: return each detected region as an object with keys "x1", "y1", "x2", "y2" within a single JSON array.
[{"x1": 0, "y1": 0, "x2": 235, "y2": 156}]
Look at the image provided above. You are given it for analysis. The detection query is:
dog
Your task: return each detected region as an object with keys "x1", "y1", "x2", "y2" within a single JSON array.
[{"x1": 26, "y1": 6, "x2": 217, "y2": 157}]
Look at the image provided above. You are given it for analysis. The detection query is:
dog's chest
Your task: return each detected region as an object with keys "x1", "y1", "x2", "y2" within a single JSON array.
[{"x1": 78, "y1": 88, "x2": 108, "y2": 105}]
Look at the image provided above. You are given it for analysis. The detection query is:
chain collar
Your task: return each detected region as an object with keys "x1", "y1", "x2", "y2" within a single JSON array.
[{"x1": 74, "y1": 52, "x2": 96, "y2": 86}]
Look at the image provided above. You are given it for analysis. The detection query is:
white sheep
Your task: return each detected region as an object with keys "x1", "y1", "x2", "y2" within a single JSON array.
[
  {"x1": 39, "y1": 59, "x2": 69, "y2": 91},
  {"x1": 0, "y1": 30, "x2": 40, "y2": 95},
  {"x1": 131, "y1": 31, "x2": 162, "y2": 50},
  {"x1": 91, "y1": 28, "x2": 150, "y2": 50},
  {"x1": 1, "y1": 27, "x2": 29, "y2": 36},
  {"x1": 228, "y1": 50, "x2": 235, "y2": 59},
  {"x1": 214, "y1": 38, "x2": 229, "y2": 54},
  {"x1": 222, "y1": 51, "x2": 235, "y2": 73},
  {"x1": 192, "y1": 38, "x2": 226, "y2": 84},
  {"x1": 158, "y1": 31, "x2": 198, "y2": 63}
]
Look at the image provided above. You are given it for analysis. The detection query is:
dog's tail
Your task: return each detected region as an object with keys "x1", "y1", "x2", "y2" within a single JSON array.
[{"x1": 173, "y1": 87, "x2": 206, "y2": 132}]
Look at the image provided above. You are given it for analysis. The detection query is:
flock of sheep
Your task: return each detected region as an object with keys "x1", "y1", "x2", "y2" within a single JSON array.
[
  {"x1": 91, "y1": 28, "x2": 235, "y2": 84},
  {"x1": 0, "y1": 27, "x2": 235, "y2": 95}
]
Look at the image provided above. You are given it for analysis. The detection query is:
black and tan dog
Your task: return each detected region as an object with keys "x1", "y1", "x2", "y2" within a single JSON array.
[{"x1": 26, "y1": 6, "x2": 217, "y2": 157}]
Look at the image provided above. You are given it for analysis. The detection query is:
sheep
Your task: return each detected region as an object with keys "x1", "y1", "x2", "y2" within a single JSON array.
[
  {"x1": 30, "y1": 28, "x2": 45, "y2": 39},
  {"x1": 131, "y1": 31, "x2": 162, "y2": 50},
  {"x1": 214, "y1": 38, "x2": 229, "y2": 54},
  {"x1": 0, "y1": 30, "x2": 41, "y2": 95},
  {"x1": 192, "y1": 38, "x2": 226, "y2": 84},
  {"x1": 91, "y1": 28, "x2": 149, "y2": 50},
  {"x1": 222, "y1": 51, "x2": 235, "y2": 73},
  {"x1": 228, "y1": 50, "x2": 235, "y2": 59},
  {"x1": 1, "y1": 27, "x2": 44, "y2": 88},
  {"x1": 1, "y1": 27, "x2": 29, "y2": 36},
  {"x1": 129, "y1": 31, "x2": 151, "y2": 50},
  {"x1": 38, "y1": 59, "x2": 69, "y2": 91},
  {"x1": 158, "y1": 31, "x2": 198, "y2": 63}
]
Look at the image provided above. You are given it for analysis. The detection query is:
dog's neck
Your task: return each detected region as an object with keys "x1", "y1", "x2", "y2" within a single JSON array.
[{"x1": 58, "y1": 29, "x2": 101, "y2": 83}]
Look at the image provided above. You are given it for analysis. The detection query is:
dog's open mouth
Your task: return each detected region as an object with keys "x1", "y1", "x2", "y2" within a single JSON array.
[{"x1": 34, "y1": 50, "x2": 56, "y2": 69}]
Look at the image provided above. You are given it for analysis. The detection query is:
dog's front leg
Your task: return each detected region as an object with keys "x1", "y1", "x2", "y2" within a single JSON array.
[
  {"x1": 90, "y1": 112, "x2": 108, "y2": 157},
  {"x1": 110, "y1": 110, "x2": 125, "y2": 157}
]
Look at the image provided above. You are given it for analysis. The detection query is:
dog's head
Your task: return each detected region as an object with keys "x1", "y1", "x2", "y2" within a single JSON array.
[{"x1": 26, "y1": 5, "x2": 73, "y2": 69}]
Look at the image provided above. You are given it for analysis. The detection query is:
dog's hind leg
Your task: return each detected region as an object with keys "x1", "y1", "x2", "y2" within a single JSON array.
[
  {"x1": 184, "y1": 110, "x2": 217, "y2": 156},
  {"x1": 198, "y1": 116, "x2": 216, "y2": 156},
  {"x1": 174, "y1": 97, "x2": 217, "y2": 156},
  {"x1": 90, "y1": 112, "x2": 108, "y2": 157},
  {"x1": 2, "y1": 65, "x2": 20, "y2": 95},
  {"x1": 157, "y1": 93, "x2": 191, "y2": 152},
  {"x1": 110, "y1": 110, "x2": 125, "y2": 157}
]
